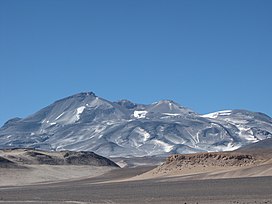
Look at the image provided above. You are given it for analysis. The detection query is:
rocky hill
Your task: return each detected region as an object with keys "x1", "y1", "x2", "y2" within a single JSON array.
[
  {"x1": 0, "y1": 148, "x2": 119, "y2": 167},
  {"x1": 136, "y1": 139, "x2": 272, "y2": 180}
]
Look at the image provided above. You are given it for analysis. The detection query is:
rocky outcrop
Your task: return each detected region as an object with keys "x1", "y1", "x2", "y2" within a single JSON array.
[
  {"x1": 62, "y1": 151, "x2": 119, "y2": 167},
  {"x1": 166, "y1": 152, "x2": 256, "y2": 167}
]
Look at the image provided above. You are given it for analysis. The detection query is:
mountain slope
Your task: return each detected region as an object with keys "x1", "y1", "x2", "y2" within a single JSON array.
[{"x1": 0, "y1": 92, "x2": 271, "y2": 158}]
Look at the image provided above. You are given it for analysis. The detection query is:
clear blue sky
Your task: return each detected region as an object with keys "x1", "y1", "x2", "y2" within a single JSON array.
[{"x1": 0, "y1": 0, "x2": 272, "y2": 126}]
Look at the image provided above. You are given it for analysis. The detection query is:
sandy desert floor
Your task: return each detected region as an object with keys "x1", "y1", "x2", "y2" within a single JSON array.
[
  {"x1": 130, "y1": 157, "x2": 272, "y2": 182},
  {"x1": 0, "y1": 166, "x2": 271, "y2": 204},
  {"x1": 0, "y1": 165, "x2": 115, "y2": 186},
  {"x1": 1, "y1": 149, "x2": 272, "y2": 204}
]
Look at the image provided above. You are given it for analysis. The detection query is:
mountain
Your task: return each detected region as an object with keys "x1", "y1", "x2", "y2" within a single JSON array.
[
  {"x1": 235, "y1": 137, "x2": 272, "y2": 158},
  {"x1": 239, "y1": 138, "x2": 272, "y2": 150},
  {"x1": 0, "y1": 92, "x2": 271, "y2": 158}
]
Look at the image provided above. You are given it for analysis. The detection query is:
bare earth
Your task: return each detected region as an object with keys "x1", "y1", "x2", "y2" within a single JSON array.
[
  {"x1": 0, "y1": 149, "x2": 272, "y2": 204},
  {"x1": 0, "y1": 149, "x2": 118, "y2": 186},
  {"x1": 132, "y1": 152, "x2": 272, "y2": 181},
  {"x1": 0, "y1": 168, "x2": 271, "y2": 204},
  {"x1": 0, "y1": 165, "x2": 114, "y2": 186}
]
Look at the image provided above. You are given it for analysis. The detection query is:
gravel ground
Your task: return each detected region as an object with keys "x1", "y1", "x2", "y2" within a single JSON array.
[{"x1": 0, "y1": 167, "x2": 271, "y2": 204}]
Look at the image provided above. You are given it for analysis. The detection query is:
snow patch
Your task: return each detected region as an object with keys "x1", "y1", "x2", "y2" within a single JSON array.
[
  {"x1": 135, "y1": 127, "x2": 151, "y2": 142},
  {"x1": 236, "y1": 125, "x2": 257, "y2": 142},
  {"x1": 225, "y1": 118, "x2": 248, "y2": 125},
  {"x1": 169, "y1": 102, "x2": 173, "y2": 110},
  {"x1": 55, "y1": 112, "x2": 65, "y2": 120},
  {"x1": 76, "y1": 106, "x2": 86, "y2": 120},
  {"x1": 152, "y1": 139, "x2": 174, "y2": 152},
  {"x1": 162, "y1": 113, "x2": 181, "y2": 116},
  {"x1": 134, "y1": 110, "x2": 148, "y2": 119},
  {"x1": 202, "y1": 110, "x2": 232, "y2": 119},
  {"x1": 210, "y1": 142, "x2": 242, "y2": 152},
  {"x1": 93, "y1": 125, "x2": 107, "y2": 134}
]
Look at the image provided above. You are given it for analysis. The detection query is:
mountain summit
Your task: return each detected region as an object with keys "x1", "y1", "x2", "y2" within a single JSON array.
[{"x1": 0, "y1": 92, "x2": 271, "y2": 158}]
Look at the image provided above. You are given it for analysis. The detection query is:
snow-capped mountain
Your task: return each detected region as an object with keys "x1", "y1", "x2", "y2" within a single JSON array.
[{"x1": 0, "y1": 92, "x2": 271, "y2": 158}]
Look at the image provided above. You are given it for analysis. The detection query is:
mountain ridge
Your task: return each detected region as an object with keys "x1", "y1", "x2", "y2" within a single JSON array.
[{"x1": 1, "y1": 91, "x2": 271, "y2": 158}]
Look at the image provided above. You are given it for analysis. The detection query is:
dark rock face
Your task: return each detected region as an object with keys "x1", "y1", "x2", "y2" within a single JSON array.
[
  {"x1": 115, "y1": 100, "x2": 137, "y2": 109},
  {"x1": 22, "y1": 151, "x2": 63, "y2": 165},
  {"x1": 63, "y1": 151, "x2": 119, "y2": 167},
  {"x1": 0, "y1": 156, "x2": 18, "y2": 168}
]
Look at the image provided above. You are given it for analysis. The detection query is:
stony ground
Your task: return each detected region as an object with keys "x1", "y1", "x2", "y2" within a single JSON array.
[{"x1": 0, "y1": 167, "x2": 271, "y2": 204}]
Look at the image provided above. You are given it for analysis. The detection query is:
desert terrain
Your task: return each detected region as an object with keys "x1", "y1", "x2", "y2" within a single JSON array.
[
  {"x1": 0, "y1": 143, "x2": 272, "y2": 204},
  {"x1": 132, "y1": 152, "x2": 272, "y2": 181},
  {"x1": 0, "y1": 149, "x2": 119, "y2": 186}
]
